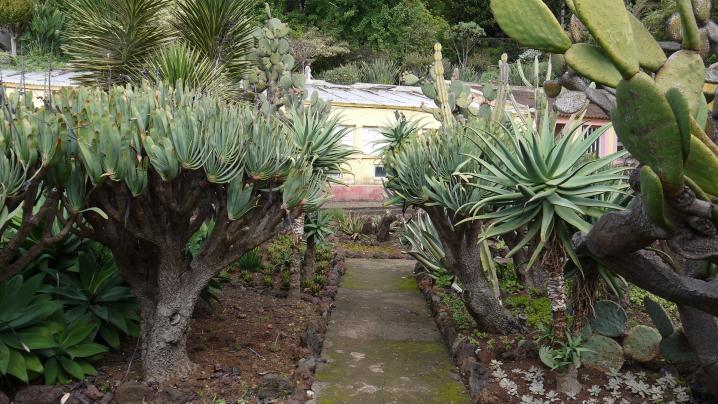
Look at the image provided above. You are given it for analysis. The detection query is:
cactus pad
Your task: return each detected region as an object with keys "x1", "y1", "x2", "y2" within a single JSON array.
[
  {"x1": 665, "y1": 88, "x2": 692, "y2": 162},
  {"x1": 623, "y1": 325, "x2": 661, "y2": 363},
  {"x1": 612, "y1": 73, "x2": 685, "y2": 194},
  {"x1": 582, "y1": 334, "x2": 625, "y2": 373},
  {"x1": 565, "y1": 44, "x2": 623, "y2": 88},
  {"x1": 589, "y1": 300, "x2": 627, "y2": 337},
  {"x1": 628, "y1": 14, "x2": 667, "y2": 72},
  {"x1": 640, "y1": 166, "x2": 674, "y2": 231},
  {"x1": 643, "y1": 297, "x2": 675, "y2": 338},
  {"x1": 684, "y1": 134, "x2": 718, "y2": 196},
  {"x1": 660, "y1": 330, "x2": 698, "y2": 364},
  {"x1": 656, "y1": 51, "x2": 706, "y2": 117},
  {"x1": 574, "y1": 0, "x2": 639, "y2": 78},
  {"x1": 678, "y1": 0, "x2": 702, "y2": 50},
  {"x1": 490, "y1": 0, "x2": 571, "y2": 54}
]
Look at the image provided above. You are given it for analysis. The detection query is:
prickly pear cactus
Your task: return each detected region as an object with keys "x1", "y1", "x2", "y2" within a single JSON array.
[
  {"x1": 244, "y1": 4, "x2": 305, "y2": 108},
  {"x1": 643, "y1": 297, "x2": 675, "y2": 338},
  {"x1": 416, "y1": 43, "x2": 485, "y2": 125},
  {"x1": 589, "y1": 300, "x2": 627, "y2": 337},
  {"x1": 623, "y1": 325, "x2": 662, "y2": 363},
  {"x1": 491, "y1": 0, "x2": 718, "y2": 231},
  {"x1": 582, "y1": 334, "x2": 625, "y2": 373},
  {"x1": 660, "y1": 330, "x2": 699, "y2": 364}
]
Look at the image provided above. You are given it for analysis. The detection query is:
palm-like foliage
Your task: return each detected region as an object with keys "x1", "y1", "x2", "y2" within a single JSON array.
[
  {"x1": 172, "y1": 0, "x2": 255, "y2": 82},
  {"x1": 287, "y1": 109, "x2": 355, "y2": 179},
  {"x1": 63, "y1": 0, "x2": 172, "y2": 85},
  {"x1": 401, "y1": 212, "x2": 447, "y2": 275},
  {"x1": 144, "y1": 44, "x2": 230, "y2": 98},
  {"x1": 304, "y1": 210, "x2": 333, "y2": 243},
  {"x1": 463, "y1": 112, "x2": 629, "y2": 267},
  {"x1": 373, "y1": 112, "x2": 425, "y2": 155}
]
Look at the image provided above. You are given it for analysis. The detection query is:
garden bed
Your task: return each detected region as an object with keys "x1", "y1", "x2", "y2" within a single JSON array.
[
  {"x1": 4, "y1": 243, "x2": 347, "y2": 404},
  {"x1": 415, "y1": 268, "x2": 699, "y2": 404}
]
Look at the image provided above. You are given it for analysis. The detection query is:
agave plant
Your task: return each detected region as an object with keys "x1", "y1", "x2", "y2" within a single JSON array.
[
  {"x1": 302, "y1": 210, "x2": 333, "y2": 282},
  {"x1": 462, "y1": 110, "x2": 628, "y2": 337},
  {"x1": 38, "y1": 317, "x2": 108, "y2": 384},
  {"x1": 49, "y1": 253, "x2": 139, "y2": 350},
  {"x1": 0, "y1": 273, "x2": 64, "y2": 383}
]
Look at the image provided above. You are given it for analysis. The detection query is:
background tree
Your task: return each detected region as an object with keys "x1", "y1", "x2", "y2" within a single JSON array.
[
  {"x1": 62, "y1": 0, "x2": 255, "y2": 91},
  {"x1": 0, "y1": 0, "x2": 35, "y2": 57},
  {"x1": 444, "y1": 22, "x2": 486, "y2": 67},
  {"x1": 288, "y1": 27, "x2": 351, "y2": 69}
]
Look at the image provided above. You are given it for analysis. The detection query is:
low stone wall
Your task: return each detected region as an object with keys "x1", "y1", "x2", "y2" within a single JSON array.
[
  {"x1": 288, "y1": 249, "x2": 348, "y2": 403},
  {"x1": 415, "y1": 267, "x2": 490, "y2": 404}
]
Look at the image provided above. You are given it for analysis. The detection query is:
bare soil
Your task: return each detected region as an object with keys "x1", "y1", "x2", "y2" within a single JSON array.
[{"x1": 93, "y1": 276, "x2": 319, "y2": 402}]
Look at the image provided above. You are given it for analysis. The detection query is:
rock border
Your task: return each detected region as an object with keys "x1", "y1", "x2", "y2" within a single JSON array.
[
  {"x1": 414, "y1": 265, "x2": 490, "y2": 403},
  {"x1": 287, "y1": 248, "x2": 348, "y2": 403}
]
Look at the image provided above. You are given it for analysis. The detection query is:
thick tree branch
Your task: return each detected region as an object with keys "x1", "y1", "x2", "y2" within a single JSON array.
[{"x1": 574, "y1": 234, "x2": 718, "y2": 317}]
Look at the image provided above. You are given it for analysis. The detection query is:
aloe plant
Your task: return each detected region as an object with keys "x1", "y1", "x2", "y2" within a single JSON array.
[{"x1": 462, "y1": 108, "x2": 627, "y2": 338}]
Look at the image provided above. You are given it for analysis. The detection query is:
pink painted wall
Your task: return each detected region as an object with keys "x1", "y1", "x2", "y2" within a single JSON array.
[{"x1": 329, "y1": 184, "x2": 386, "y2": 202}]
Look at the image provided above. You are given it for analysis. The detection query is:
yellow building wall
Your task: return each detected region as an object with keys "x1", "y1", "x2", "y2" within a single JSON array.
[{"x1": 326, "y1": 103, "x2": 441, "y2": 186}]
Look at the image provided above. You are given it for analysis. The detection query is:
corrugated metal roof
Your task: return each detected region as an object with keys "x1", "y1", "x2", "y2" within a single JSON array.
[
  {"x1": 1, "y1": 69, "x2": 81, "y2": 89},
  {"x1": 306, "y1": 80, "x2": 441, "y2": 109}
]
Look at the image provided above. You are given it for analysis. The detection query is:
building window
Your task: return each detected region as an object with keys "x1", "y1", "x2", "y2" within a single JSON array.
[
  {"x1": 338, "y1": 126, "x2": 355, "y2": 147},
  {"x1": 374, "y1": 165, "x2": 386, "y2": 178},
  {"x1": 583, "y1": 125, "x2": 601, "y2": 156},
  {"x1": 361, "y1": 127, "x2": 383, "y2": 156}
]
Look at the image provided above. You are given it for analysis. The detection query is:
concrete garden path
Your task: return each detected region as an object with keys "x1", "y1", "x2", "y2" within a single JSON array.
[{"x1": 312, "y1": 258, "x2": 469, "y2": 403}]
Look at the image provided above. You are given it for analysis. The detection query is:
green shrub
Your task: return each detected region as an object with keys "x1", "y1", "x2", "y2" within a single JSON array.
[
  {"x1": 21, "y1": 0, "x2": 65, "y2": 55},
  {"x1": 440, "y1": 291, "x2": 477, "y2": 332},
  {"x1": 0, "y1": 273, "x2": 63, "y2": 383},
  {"x1": 240, "y1": 271, "x2": 254, "y2": 286},
  {"x1": 237, "y1": 247, "x2": 262, "y2": 272},
  {"x1": 359, "y1": 59, "x2": 399, "y2": 84},
  {"x1": 48, "y1": 252, "x2": 139, "y2": 350},
  {"x1": 456, "y1": 65, "x2": 481, "y2": 83},
  {"x1": 319, "y1": 63, "x2": 360, "y2": 85},
  {"x1": 266, "y1": 234, "x2": 293, "y2": 272},
  {"x1": 263, "y1": 274, "x2": 275, "y2": 288},
  {"x1": 505, "y1": 295, "x2": 552, "y2": 329}
]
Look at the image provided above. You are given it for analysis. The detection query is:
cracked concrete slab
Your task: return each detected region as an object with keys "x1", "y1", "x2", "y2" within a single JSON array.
[{"x1": 312, "y1": 259, "x2": 469, "y2": 404}]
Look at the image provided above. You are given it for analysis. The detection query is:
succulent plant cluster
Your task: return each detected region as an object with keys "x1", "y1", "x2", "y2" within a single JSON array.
[{"x1": 492, "y1": 0, "x2": 718, "y2": 232}]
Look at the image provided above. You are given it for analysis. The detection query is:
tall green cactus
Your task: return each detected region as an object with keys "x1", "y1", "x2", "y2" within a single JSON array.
[
  {"x1": 244, "y1": 3, "x2": 305, "y2": 109},
  {"x1": 492, "y1": 0, "x2": 718, "y2": 230}
]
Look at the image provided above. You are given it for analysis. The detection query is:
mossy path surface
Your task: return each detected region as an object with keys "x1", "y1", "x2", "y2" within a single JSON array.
[{"x1": 312, "y1": 258, "x2": 469, "y2": 403}]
